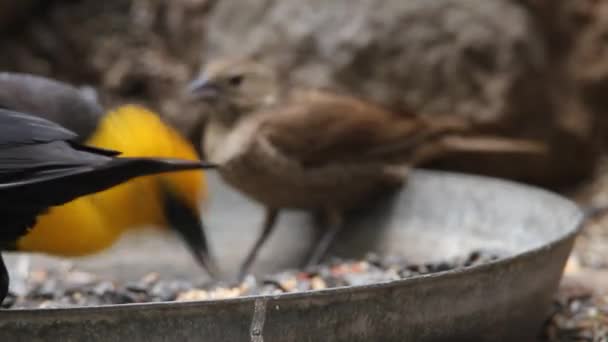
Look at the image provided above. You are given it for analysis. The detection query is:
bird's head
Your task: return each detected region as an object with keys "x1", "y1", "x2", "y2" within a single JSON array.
[
  {"x1": 187, "y1": 58, "x2": 280, "y2": 119},
  {"x1": 86, "y1": 105, "x2": 218, "y2": 276}
]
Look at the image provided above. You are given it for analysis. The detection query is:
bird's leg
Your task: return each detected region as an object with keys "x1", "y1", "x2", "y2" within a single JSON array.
[
  {"x1": 304, "y1": 209, "x2": 343, "y2": 268},
  {"x1": 238, "y1": 208, "x2": 279, "y2": 281},
  {"x1": 0, "y1": 253, "x2": 9, "y2": 305}
]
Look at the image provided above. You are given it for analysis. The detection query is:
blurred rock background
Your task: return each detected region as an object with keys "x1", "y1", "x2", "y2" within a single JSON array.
[{"x1": 1, "y1": 0, "x2": 606, "y2": 188}]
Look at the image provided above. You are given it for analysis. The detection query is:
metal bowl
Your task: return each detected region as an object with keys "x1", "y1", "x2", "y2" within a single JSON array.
[{"x1": 0, "y1": 170, "x2": 583, "y2": 341}]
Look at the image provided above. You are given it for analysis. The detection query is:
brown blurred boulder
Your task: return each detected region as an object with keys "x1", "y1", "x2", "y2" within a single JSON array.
[
  {"x1": 202, "y1": 0, "x2": 600, "y2": 186},
  {"x1": 0, "y1": 0, "x2": 41, "y2": 32},
  {"x1": 0, "y1": 0, "x2": 211, "y2": 131},
  {"x1": 0, "y1": 0, "x2": 603, "y2": 187}
]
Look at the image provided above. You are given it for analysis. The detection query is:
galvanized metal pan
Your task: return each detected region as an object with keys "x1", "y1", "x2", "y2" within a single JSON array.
[{"x1": 0, "y1": 170, "x2": 583, "y2": 342}]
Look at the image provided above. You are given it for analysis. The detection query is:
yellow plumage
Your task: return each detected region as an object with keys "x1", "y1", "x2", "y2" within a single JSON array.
[{"x1": 17, "y1": 105, "x2": 206, "y2": 256}]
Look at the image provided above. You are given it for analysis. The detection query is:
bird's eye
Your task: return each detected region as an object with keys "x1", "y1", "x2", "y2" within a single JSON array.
[{"x1": 228, "y1": 75, "x2": 244, "y2": 87}]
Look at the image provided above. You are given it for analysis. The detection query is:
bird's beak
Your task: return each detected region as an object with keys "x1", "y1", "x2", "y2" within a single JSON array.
[
  {"x1": 187, "y1": 76, "x2": 220, "y2": 101},
  {"x1": 161, "y1": 186, "x2": 219, "y2": 278}
]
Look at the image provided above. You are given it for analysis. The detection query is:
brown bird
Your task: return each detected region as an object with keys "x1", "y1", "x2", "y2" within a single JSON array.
[{"x1": 187, "y1": 58, "x2": 546, "y2": 279}]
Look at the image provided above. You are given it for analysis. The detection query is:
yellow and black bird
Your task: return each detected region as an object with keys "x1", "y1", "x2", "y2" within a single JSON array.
[
  {"x1": 0, "y1": 73, "x2": 218, "y2": 290},
  {"x1": 0, "y1": 107, "x2": 214, "y2": 303}
]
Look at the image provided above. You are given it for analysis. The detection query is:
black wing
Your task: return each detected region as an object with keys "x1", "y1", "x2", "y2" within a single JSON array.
[{"x1": 0, "y1": 107, "x2": 78, "y2": 147}]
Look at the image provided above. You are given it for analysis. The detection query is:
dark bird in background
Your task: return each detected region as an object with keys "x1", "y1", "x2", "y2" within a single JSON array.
[
  {"x1": 188, "y1": 58, "x2": 547, "y2": 279},
  {"x1": 0, "y1": 73, "x2": 218, "y2": 290},
  {"x1": 0, "y1": 108, "x2": 215, "y2": 304}
]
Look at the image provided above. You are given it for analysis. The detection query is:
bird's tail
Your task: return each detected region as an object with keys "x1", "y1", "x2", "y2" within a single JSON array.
[
  {"x1": 395, "y1": 114, "x2": 546, "y2": 164},
  {"x1": 76, "y1": 157, "x2": 216, "y2": 194},
  {"x1": 436, "y1": 135, "x2": 547, "y2": 154},
  {"x1": 366, "y1": 113, "x2": 546, "y2": 164},
  {"x1": 11, "y1": 157, "x2": 217, "y2": 208},
  {"x1": 111, "y1": 157, "x2": 217, "y2": 175},
  {"x1": 408, "y1": 135, "x2": 547, "y2": 165},
  {"x1": 418, "y1": 114, "x2": 473, "y2": 135}
]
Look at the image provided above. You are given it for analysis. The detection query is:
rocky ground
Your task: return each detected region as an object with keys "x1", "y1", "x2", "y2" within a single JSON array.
[{"x1": 548, "y1": 158, "x2": 608, "y2": 341}]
